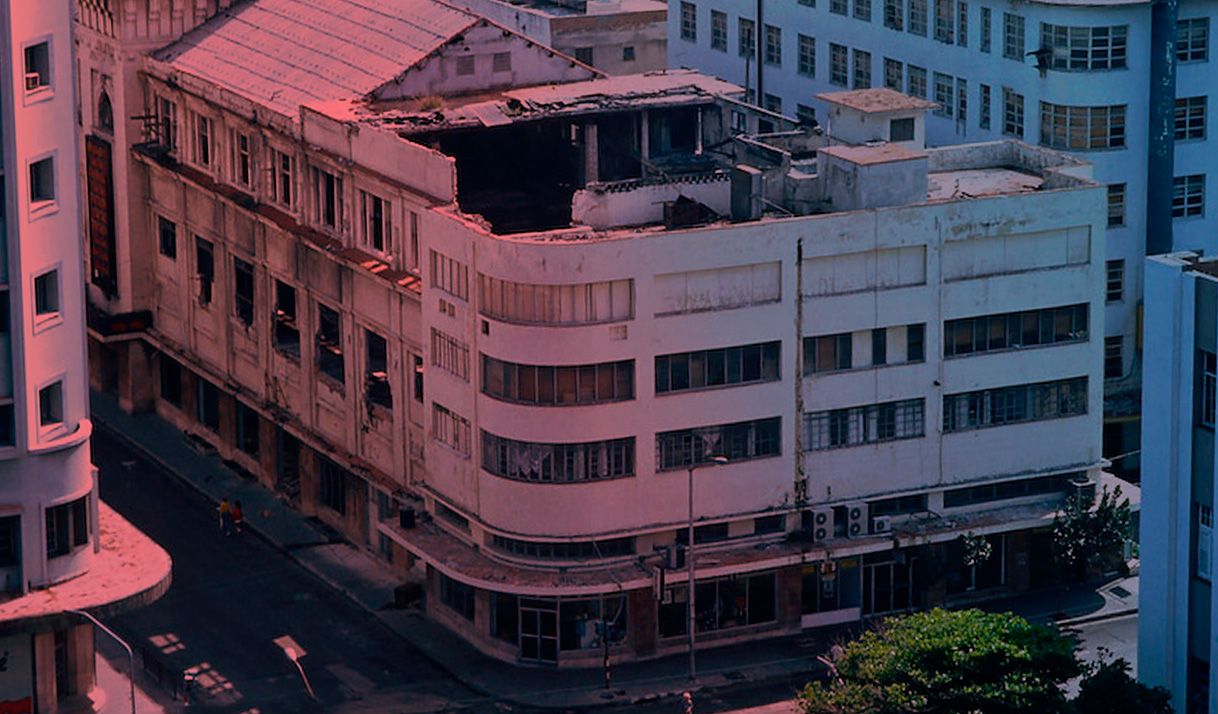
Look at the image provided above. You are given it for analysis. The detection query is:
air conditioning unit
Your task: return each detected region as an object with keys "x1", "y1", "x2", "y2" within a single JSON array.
[
  {"x1": 24, "y1": 72, "x2": 41, "y2": 91},
  {"x1": 872, "y1": 514, "x2": 893, "y2": 535},
  {"x1": 809, "y1": 508, "x2": 834, "y2": 542},
  {"x1": 847, "y1": 503, "x2": 869, "y2": 538}
]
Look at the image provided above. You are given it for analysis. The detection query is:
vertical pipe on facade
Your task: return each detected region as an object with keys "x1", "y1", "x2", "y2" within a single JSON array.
[
  {"x1": 755, "y1": 0, "x2": 763, "y2": 105},
  {"x1": 794, "y1": 238, "x2": 805, "y2": 506},
  {"x1": 1146, "y1": 0, "x2": 1178, "y2": 256}
]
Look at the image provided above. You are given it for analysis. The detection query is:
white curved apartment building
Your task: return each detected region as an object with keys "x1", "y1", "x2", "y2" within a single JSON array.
[
  {"x1": 93, "y1": 0, "x2": 1104, "y2": 669},
  {"x1": 0, "y1": 1, "x2": 170, "y2": 710},
  {"x1": 668, "y1": 0, "x2": 1209, "y2": 470}
]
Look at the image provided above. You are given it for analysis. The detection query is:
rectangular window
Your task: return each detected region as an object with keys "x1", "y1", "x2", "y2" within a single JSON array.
[
  {"x1": 236, "y1": 401, "x2": 260, "y2": 456},
  {"x1": 764, "y1": 24, "x2": 782, "y2": 65},
  {"x1": 311, "y1": 166, "x2": 344, "y2": 230},
  {"x1": 680, "y1": 1, "x2": 697, "y2": 40},
  {"x1": 191, "y1": 112, "x2": 212, "y2": 167},
  {"x1": 1003, "y1": 12, "x2": 1026, "y2": 60},
  {"x1": 492, "y1": 51, "x2": 512, "y2": 72},
  {"x1": 316, "y1": 303, "x2": 344, "y2": 385},
  {"x1": 273, "y1": 280, "x2": 300, "y2": 358},
  {"x1": 1177, "y1": 18, "x2": 1209, "y2": 62},
  {"x1": 804, "y1": 332, "x2": 853, "y2": 373},
  {"x1": 159, "y1": 356, "x2": 182, "y2": 408},
  {"x1": 656, "y1": 342, "x2": 779, "y2": 394},
  {"x1": 1039, "y1": 103, "x2": 1127, "y2": 149},
  {"x1": 433, "y1": 403, "x2": 472, "y2": 457},
  {"x1": 944, "y1": 303, "x2": 1088, "y2": 356},
  {"x1": 805, "y1": 399, "x2": 924, "y2": 450},
  {"x1": 956, "y1": 77, "x2": 968, "y2": 122},
  {"x1": 655, "y1": 417, "x2": 781, "y2": 470},
  {"x1": 764, "y1": 93, "x2": 782, "y2": 114},
  {"x1": 891, "y1": 117, "x2": 915, "y2": 141},
  {"x1": 907, "y1": 324, "x2": 925, "y2": 362},
  {"x1": 957, "y1": 1, "x2": 968, "y2": 46},
  {"x1": 853, "y1": 49, "x2": 872, "y2": 88},
  {"x1": 1176, "y1": 96, "x2": 1207, "y2": 140},
  {"x1": 270, "y1": 148, "x2": 294, "y2": 208},
  {"x1": 1201, "y1": 350, "x2": 1217, "y2": 427},
  {"x1": 1173, "y1": 174, "x2": 1206, "y2": 218},
  {"x1": 979, "y1": 83, "x2": 992, "y2": 129},
  {"x1": 485, "y1": 357, "x2": 633, "y2": 405},
  {"x1": 830, "y1": 44, "x2": 849, "y2": 86},
  {"x1": 854, "y1": 0, "x2": 872, "y2": 22},
  {"x1": 739, "y1": 18, "x2": 756, "y2": 58},
  {"x1": 196, "y1": 378, "x2": 220, "y2": 431},
  {"x1": 38, "y1": 381, "x2": 63, "y2": 428},
  {"x1": 711, "y1": 11, "x2": 728, "y2": 51},
  {"x1": 409, "y1": 211, "x2": 421, "y2": 269},
  {"x1": 884, "y1": 58, "x2": 903, "y2": 90},
  {"x1": 1106, "y1": 260, "x2": 1124, "y2": 302},
  {"x1": 46, "y1": 496, "x2": 89, "y2": 558},
  {"x1": 233, "y1": 257, "x2": 254, "y2": 327},
  {"x1": 195, "y1": 237, "x2": 214, "y2": 306},
  {"x1": 943, "y1": 473, "x2": 1076, "y2": 508},
  {"x1": 831, "y1": 0, "x2": 847, "y2": 15},
  {"x1": 456, "y1": 55, "x2": 476, "y2": 75},
  {"x1": 1002, "y1": 86, "x2": 1025, "y2": 138},
  {"x1": 1198, "y1": 502, "x2": 1214, "y2": 581},
  {"x1": 980, "y1": 6, "x2": 991, "y2": 52},
  {"x1": 34, "y1": 270, "x2": 59, "y2": 316},
  {"x1": 439, "y1": 573, "x2": 475, "y2": 620},
  {"x1": 231, "y1": 130, "x2": 252, "y2": 187},
  {"x1": 871, "y1": 328, "x2": 887, "y2": 366},
  {"x1": 1105, "y1": 336, "x2": 1123, "y2": 379},
  {"x1": 1040, "y1": 24, "x2": 1128, "y2": 70},
  {"x1": 156, "y1": 96, "x2": 178, "y2": 150},
  {"x1": 934, "y1": 72, "x2": 954, "y2": 116},
  {"x1": 907, "y1": 65, "x2": 927, "y2": 98},
  {"x1": 798, "y1": 35, "x2": 816, "y2": 77},
  {"x1": 430, "y1": 251, "x2": 470, "y2": 300},
  {"x1": 365, "y1": 329, "x2": 392, "y2": 409},
  {"x1": 797, "y1": 104, "x2": 817, "y2": 126},
  {"x1": 413, "y1": 354, "x2": 424, "y2": 403},
  {"x1": 884, "y1": 0, "x2": 904, "y2": 30},
  {"x1": 29, "y1": 157, "x2": 55, "y2": 204},
  {"x1": 1108, "y1": 183, "x2": 1126, "y2": 226},
  {"x1": 157, "y1": 216, "x2": 177, "y2": 259},
  {"x1": 318, "y1": 458, "x2": 347, "y2": 514},
  {"x1": 359, "y1": 190, "x2": 391, "y2": 253},
  {"x1": 935, "y1": 0, "x2": 954, "y2": 43},
  {"x1": 430, "y1": 328, "x2": 470, "y2": 381},
  {"x1": 908, "y1": 0, "x2": 928, "y2": 35},
  {"x1": 943, "y1": 377, "x2": 1088, "y2": 432},
  {"x1": 23, "y1": 41, "x2": 51, "y2": 92}
]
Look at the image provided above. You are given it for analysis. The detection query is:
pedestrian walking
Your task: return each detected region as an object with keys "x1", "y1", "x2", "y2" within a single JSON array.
[
  {"x1": 218, "y1": 497, "x2": 233, "y2": 536},
  {"x1": 232, "y1": 500, "x2": 244, "y2": 534},
  {"x1": 682, "y1": 691, "x2": 694, "y2": 714}
]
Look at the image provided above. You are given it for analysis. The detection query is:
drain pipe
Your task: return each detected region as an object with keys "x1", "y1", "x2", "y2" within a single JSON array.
[{"x1": 756, "y1": 0, "x2": 764, "y2": 105}]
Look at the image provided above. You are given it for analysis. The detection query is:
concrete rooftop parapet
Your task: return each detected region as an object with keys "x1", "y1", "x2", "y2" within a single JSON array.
[{"x1": 0, "y1": 503, "x2": 171, "y2": 634}]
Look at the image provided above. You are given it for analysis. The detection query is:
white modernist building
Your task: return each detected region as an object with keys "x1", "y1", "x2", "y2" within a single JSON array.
[
  {"x1": 110, "y1": 0, "x2": 1109, "y2": 662},
  {"x1": 667, "y1": 0, "x2": 1213, "y2": 467},
  {"x1": 0, "y1": 0, "x2": 169, "y2": 710},
  {"x1": 1141, "y1": 250, "x2": 1218, "y2": 714}
]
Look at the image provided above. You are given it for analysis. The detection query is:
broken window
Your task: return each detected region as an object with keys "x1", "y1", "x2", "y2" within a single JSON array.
[
  {"x1": 155, "y1": 95, "x2": 178, "y2": 149},
  {"x1": 231, "y1": 130, "x2": 253, "y2": 187},
  {"x1": 270, "y1": 148, "x2": 294, "y2": 208},
  {"x1": 365, "y1": 329, "x2": 391, "y2": 409},
  {"x1": 360, "y1": 190, "x2": 391, "y2": 254},
  {"x1": 311, "y1": 166, "x2": 344, "y2": 230},
  {"x1": 195, "y1": 236, "x2": 214, "y2": 306},
  {"x1": 233, "y1": 257, "x2": 254, "y2": 327},
  {"x1": 273, "y1": 280, "x2": 300, "y2": 358},
  {"x1": 647, "y1": 107, "x2": 698, "y2": 159},
  {"x1": 316, "y1": 302, "x2": 344, "y2": 385},
  {"x1": 191, "y1": 112, "x2": 212, "y2": 167}
]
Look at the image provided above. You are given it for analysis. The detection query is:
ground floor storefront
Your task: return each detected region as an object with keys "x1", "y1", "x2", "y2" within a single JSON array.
[{"x1": 420, "y1": 528, "x2": 1059, "y2": 667}]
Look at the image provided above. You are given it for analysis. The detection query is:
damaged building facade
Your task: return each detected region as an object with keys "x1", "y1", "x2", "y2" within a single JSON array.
[{"x1": 80, "y1": 0, "x2": 1106, "y2": 666}]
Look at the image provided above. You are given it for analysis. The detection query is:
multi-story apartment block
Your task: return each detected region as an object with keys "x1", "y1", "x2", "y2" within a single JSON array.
[
  {"x1": 446, "y1": 0, "x2": 668, "y2": 74},
  {"x1": 1141, "y1": 250, "x2": 1218, "y2": 714},
  {"x1": 90, "y1": 0, "x2": 1108, "y2": 663},
  {"x1": 667, "y1": 0, "x2": 1210, "y2": 471},
  {"x1": 0, "y1": 0, "x2": 170, "y2": 708}
]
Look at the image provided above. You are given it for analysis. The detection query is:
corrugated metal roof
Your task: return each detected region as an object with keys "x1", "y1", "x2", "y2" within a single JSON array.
[{"x1": 155, "y1": 0, "x2": 478, "y2": 118}]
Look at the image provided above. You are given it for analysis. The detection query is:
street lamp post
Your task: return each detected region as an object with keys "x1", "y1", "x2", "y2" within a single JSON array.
[
  {"x1": 687, "y1": 455, "x2": 728, "y2": 682},
  {"x1": 66, "y1": 608, "x2": 136, "y2": 714}
]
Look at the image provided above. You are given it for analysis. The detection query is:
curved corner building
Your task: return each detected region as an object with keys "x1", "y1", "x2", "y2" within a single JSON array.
[{"x1": 0, "y1": 1, "x2": 170, "y2": 710}]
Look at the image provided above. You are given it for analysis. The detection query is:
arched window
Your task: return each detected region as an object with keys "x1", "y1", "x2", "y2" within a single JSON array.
[{"x1": 97, "y1": 90, "x2": 113, "y2": 132}]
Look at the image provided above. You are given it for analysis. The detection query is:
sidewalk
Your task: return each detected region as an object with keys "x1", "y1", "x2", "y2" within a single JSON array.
[{"x1": 89, "y1": 392, "x2": 1138, "y2": 711}]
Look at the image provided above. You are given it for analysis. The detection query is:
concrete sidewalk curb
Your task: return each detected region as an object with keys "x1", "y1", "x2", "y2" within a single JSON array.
[{"x1": 1055, "y1": 607, "x2": 1138, "y2": 628}]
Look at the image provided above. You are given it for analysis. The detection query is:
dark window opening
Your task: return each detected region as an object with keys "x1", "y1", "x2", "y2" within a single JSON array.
[
  {"x1": 316, "y1": 303, "x2": 344, "y2": 385},
  {"x1": 233, "y1": 257, "x2": 254, "y2": 326},
  {"x1": 273, "y1": 280, "x2": 300, "y2": 358},
  {"x1": 366, "y1": 329, "x2": 392, "y2": 409}
]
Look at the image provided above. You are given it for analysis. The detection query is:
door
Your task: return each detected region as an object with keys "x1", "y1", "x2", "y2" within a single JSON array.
[{"x1": 519, "y1": 598, "x2": 558, "y2": 664}]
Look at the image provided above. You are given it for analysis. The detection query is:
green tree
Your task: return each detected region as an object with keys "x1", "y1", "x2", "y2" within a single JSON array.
[
  {"x1": 798, "y1": 608, "x2": 1081, "y2": 714},
  {"x1": 1052, "y1": 484, "x2": 1132, "y2": 579},
  {"x1": 1073, "y1": 651, "x2": 1173, "y2": 714}
]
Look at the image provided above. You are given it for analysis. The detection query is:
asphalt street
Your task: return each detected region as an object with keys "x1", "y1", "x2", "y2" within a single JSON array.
[{"x1": 92, "y1": 429, "x2": 485, "y2": 713}]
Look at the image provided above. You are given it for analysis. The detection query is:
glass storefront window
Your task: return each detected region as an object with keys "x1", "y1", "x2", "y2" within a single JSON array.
[{"x1": 559, "y1": 595, "x2": 627, "y2": 650}]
